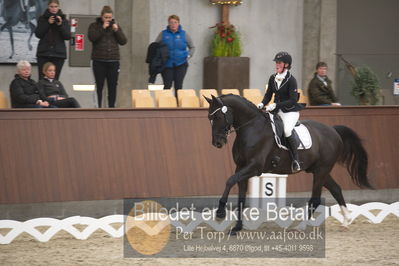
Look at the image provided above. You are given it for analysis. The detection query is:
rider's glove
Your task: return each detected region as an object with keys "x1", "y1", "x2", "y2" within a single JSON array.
[
  {"x1": 265, "y1": 103, "x2": 276, "y2": 112},
  {"x1": 257, "y1": 103, "x2": 264, "y2": 109}
]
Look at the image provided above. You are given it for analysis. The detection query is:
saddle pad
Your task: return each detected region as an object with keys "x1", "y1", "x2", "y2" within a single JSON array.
[{"x1": 269, "y1": 113, "x2": 312, "y2": 150}]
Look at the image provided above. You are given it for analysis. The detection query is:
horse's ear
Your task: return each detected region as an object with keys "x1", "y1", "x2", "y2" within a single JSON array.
[
  {"x1": 204, "y1": 95, "x2": 212, "y2": 104},
  {"x1": 212, "y1": 95, "x2": 223, "y2": 106}
]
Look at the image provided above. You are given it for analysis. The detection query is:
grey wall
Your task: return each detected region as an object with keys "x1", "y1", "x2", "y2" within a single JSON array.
[{"x1": 336, "y1": 0, "x2": 399, "y2": 105}]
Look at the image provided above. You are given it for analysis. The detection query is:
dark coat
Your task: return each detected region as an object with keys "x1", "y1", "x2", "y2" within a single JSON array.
[
  {"x1": 9, "y1": 75, "x2": 46, "y2": 107},
  {"x1": 262, "y1": 71, "x2": 304, "y2": 112},
  {"x1": 37, "y1": 78, "x2": 68, "y2": 98},
  {"x1": 307, "y1": 73, "x2": 338, "y2": 105},
  {"x1": 35, "y1": 9, "x2": 71, "y2": 59},
  {"x1": 146, "y1": 42, "x2": 169, "y2": 83},
  {"x1": 88, "y1": 17, "x2": 127, "y2": 61}
]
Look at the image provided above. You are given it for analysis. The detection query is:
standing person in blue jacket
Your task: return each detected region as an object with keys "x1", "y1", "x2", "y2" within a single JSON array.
[
  {"x1": 35, "y1": 0, "x2": 71, "y2": 80},
  {"x1": 155, "y1": 15, "x2": 195, "y2": 96}
]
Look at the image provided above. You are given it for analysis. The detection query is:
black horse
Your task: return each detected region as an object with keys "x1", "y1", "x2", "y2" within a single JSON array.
[
  {"x1": 0, "y1": 0, "x2": 46, "y2": 59},
  {"x1": 205, "y1": 94, "x2": 372, "y2": 233}
]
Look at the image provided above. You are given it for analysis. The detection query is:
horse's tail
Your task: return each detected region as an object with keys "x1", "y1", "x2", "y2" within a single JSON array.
[{"x1": 333, "y1": 125, "x2": 373, "y2": 189}]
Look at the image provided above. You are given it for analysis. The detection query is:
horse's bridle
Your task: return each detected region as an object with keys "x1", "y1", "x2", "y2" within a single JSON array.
[
  {"x1": 209, "y1": 105, "x2": 234, "y2": 138},
  {"x1": 209, "y1": 98, "x2": 261, "y2": 138}
]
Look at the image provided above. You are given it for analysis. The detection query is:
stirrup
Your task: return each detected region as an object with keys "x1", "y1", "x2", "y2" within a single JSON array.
[{"x1": 292, "y1": 160, "x2": 301, "y2": 172}]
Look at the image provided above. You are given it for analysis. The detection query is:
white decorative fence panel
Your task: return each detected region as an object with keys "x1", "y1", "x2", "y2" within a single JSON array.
[
  {"x1": 0, "y1": 203, "x2": 398, "y2": 244},
  {"x1": 0, "y1": 215, "x2": 125, "y2": 244}
]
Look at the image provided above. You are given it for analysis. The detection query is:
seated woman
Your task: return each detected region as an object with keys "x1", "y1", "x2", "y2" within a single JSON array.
[
  {"x1": 38, "y1": 62, "x2": 80, "y2": 108},
  {"x1": 10, "y1": 60, "x2": 53, "y2": 108}
]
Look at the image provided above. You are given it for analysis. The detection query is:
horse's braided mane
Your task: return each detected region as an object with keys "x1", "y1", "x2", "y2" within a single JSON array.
[{"x1": 220, "y1": 93, "x2": 260, "y2": 112}]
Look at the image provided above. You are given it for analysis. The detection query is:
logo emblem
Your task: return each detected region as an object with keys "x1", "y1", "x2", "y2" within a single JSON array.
[{"x1": 125, "y1": 200, "x2": 171, "y2": 255}]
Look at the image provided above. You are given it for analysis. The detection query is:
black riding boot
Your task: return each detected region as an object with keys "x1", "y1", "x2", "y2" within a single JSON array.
[{"x1": 287, "y1": 135, "x2": 301, "y2": 172}]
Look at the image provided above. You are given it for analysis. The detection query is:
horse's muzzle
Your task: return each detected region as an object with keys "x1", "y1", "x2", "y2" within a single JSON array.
[{"x1": 212, "y1": 136, "x2": 227, "y2": 149}]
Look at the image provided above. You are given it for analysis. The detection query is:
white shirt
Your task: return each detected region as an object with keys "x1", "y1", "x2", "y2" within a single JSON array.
[
  {"x1": 316, "y1": 74, "x2": 328, "y2": 87},
  {"x1": 275, "y1": 70, "x2": 288, "y2": 89}
]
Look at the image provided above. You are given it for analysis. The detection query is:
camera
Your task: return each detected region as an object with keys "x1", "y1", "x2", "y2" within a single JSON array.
[
  {"x1": 109, "y1": 19, "x2": 115, "y2": 27},
  {"x1": 53, "y1": 15, "x2": 61, "y2": 23}
]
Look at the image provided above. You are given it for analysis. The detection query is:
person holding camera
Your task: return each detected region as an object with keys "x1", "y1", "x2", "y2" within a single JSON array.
[
  {"x1": 35, "y1": 0, "x2": 71, "y2": 80},
  {"x1": 88, "y1": 6, "x2": 127, "y2": 108}
]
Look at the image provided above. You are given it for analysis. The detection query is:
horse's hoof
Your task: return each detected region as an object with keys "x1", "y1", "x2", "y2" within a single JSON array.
[
  {"x1": 216, "y1": 209, "x2": 226, "y2": 219},
  {"x1": 229, "y1": 226, "x2": 242, "y2": 235}
]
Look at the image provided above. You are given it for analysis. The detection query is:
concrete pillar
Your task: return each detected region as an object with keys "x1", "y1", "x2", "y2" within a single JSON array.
[
  {"x1": 114, "y1": 0, "x2": 150, "y2": 108},
  {"x1": 302, "y1": 0, "x2": 337, "y2": 96},
  {"x1": 302, "y1": 0, "x2": 321, "y2": 92},
  {"x1": 319, "y1": 0, "x2": 337, "y2": 94}
]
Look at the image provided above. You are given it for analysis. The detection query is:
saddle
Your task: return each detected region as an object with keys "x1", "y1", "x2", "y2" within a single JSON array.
[{"x1": 266, "y1": 112, "x2": 312, "y2": 150}]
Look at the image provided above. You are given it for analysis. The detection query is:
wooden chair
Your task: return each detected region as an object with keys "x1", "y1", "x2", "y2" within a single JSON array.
[
  {"x1": 297, "y1": 89, "x2": 309, "y2": 105},
  {"x1": 0, "y1": 91, "x2": 9, "y2": 108},
  {"x1": 134, "y1": 95, "x2": 155, "y2": 108},
  {"x1": 180, "y1": 95, "x2": 200, "y2": 108},
  {"x1": 154, "y1": 90, "x2": 174, "y2": 102},
  {"x1": 131, "y1": 90, "x2": 153, "y2": 107},
  {"x1": 245, "y1": 95, "x2": 263, "y2": 105},
  {"x1": 221, "y1": 89, "x2": 240, "y2": 96},
  {"x1": 158, "y1": 95, "x2": 177, "y2": 107},
  {"x1": 243, "y1": 89, "x2": 264, "y2": 104},
  {"x1": 199, "y1": 89, "x2": 218, "y2": 107},
  {"x1": 177, "y1": 89, "x2": 196, "y2": 106},
  {"x1": 243, "y1": 88, "x2": 262, "y2": 97}
]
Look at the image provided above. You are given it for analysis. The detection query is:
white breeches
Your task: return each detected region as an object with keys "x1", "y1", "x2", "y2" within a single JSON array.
[{"x1": 277, "y1": 110, "x2": 300, "y2": 137}]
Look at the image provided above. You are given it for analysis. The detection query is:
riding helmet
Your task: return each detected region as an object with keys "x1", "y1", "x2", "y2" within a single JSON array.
[{"x1": 273, "y1": 51, "x2": 292, "y2": 68}]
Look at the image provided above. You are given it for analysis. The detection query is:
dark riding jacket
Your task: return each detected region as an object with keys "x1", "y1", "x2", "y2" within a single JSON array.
[
  {"x1": 88, "y1": 17, "x2": 127, "y2": 61},
  {"x1": 9, "y1": 75, "x2": 46, "y2": 107},
  {"x1": 35, "y1": 9, "x2": 71, "y2": 59},
  {"x1": 261, "y1": 71, "x2": 304, "y2": 112}
]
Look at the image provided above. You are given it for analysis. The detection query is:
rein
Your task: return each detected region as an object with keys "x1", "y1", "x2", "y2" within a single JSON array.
[
  {"x1": 211, "y1": 106, "x2": 262, "y2": 138},
  {"x1": 228, "y1": 115, "x2": 261, "y2": 135},
  {"x1": 209, "y1": 96, "x2": 264, "y2": 139}
]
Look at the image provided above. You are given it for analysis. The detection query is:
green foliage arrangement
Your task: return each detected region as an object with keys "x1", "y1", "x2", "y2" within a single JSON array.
[
  {"x1": 211, "y1": 23, "x2": 242, "y2": 57},
  {"x1": 351, "y1": 67, "x2": 380, "y2": 105}
]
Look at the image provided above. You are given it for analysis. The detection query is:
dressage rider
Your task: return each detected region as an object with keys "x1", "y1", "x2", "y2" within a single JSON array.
[{"x1": 257, "y1": 52, "x2": 304, "y2": 172}]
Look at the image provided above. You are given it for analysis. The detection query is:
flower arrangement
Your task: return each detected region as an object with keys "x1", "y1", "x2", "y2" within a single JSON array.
[{"x1": 210, "y1": 22, "x2": 242, "y2": 57}]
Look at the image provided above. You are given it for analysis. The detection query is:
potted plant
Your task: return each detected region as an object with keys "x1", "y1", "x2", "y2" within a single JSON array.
[
  {"x1": 203, "y1": 0, "x2": 249, "y2": 94},
  {"x1": 351, "y1": 67, "x2": 381, "y2": 105}
]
